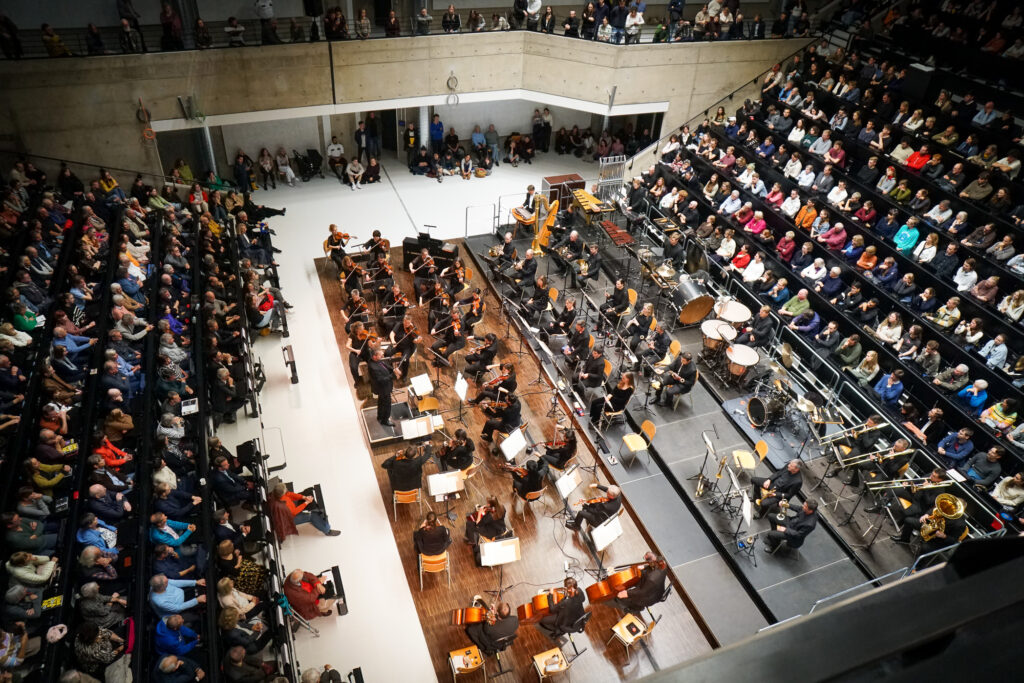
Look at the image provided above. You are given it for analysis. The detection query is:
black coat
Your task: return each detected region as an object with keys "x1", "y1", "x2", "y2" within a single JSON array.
[
  {"x1": 782, "y1": 510, "x2": 818, "y2": 548},
  {"x1": 381, "y1": 453, "x2": 430, "y2": 491}
]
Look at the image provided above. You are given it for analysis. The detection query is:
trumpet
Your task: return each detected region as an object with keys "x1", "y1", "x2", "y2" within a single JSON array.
[
  {"x1": 842, "y1": 447, "x2": 914, "y2": 467},
  {"x1": 865, "y1": 478, "x2": 954, "y2": 492},
  {"x1": 817, "y1": 421, "x2": 888, "y2": 445}
]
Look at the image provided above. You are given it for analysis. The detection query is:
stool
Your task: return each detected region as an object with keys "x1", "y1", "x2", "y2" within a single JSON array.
[{"x1": 606, "y1": 613, "x2": 655, "y2": 663}]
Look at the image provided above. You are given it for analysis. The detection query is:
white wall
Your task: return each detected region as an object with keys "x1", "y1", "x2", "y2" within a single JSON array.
[
  {"x1": 432, "y1": 100, "x2": 590, "y2": 140},
  {"x1": 219, "y1": 117, "x2": 322, "y2": 166}
]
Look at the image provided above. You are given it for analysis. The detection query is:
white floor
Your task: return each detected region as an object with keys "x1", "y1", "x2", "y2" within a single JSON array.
[{"x1": 214, "y1": 151, "x2": 593, "y2": 681}]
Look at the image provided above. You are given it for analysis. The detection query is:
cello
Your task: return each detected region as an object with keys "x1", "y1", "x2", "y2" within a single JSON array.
[
  {"x1": 516, "y1": 588, "x2": 566, "y2": 624},
  {"x1": 584, "y1": 563, "x2": 646, "y2": 604},
  {"x1": 450, "y1": 603, "x2": 495, "y2": 625}
]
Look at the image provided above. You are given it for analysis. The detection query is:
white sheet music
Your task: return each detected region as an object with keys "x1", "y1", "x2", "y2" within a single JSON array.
[
  {"x1": 591, "y1": 514, "x2": 623, "y2": 552},
  {"x1": 480, "y1": 538, "x2": 520, "y2": 566},
  {"x1": 555, "y1": 464, "x2": 582, "y2": 499},
  {"x1": 741, "y1": 493, "x2": 752, "y2": 528},
  {"x1": 410, "y1": 373, "x2": 433, "y2": 396},
  {"x1": 454, "y1": 373, "x2": 468, "y2": 401},
  {"x1": 427, "y1": 471, "x2": 465, "y2": 497},
  {"x1": 499, "y1": 427, "x2": 527, "y2": 462}
]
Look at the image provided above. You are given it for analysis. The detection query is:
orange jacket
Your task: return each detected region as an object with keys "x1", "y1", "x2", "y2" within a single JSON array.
[
  {"x1": 280, "y1": 490, "x2": 310, "y2": 516},
  {"x1": 794, "y1": 205, "x2": 817, "y2": 230}
]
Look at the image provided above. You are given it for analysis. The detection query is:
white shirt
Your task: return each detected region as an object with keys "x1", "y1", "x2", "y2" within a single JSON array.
[
  {"x1": 800, "y1": 263, "x2": 826, "y2": 281},
  {"x1": 781, "y1": 196, "x2": 802, "y2": 217},
  {"x1": 719, "y1": 196, "x2": 742, "y2": 214},
  {"x1": 826, "y1": 186, "x2": 848, "y2": 206},
  {"x1": 742, "y1": 259, "x2": 765, "y2": 283},
  {"x1": 716, "y1": 238, "x2": 736, "y2": 260},
  {"x1": 797, "y1": 169, "x2": 815, "y2": 188},
  {"x1": 327, "y1": 143, "x2": 345, "y2": 159},
  {"x1": 953, "y1": 267, "x2": 977, "y2": 292},
  {"x1": 787, "y1": 127, "x2": 805, "y2": 144},
  {"x1": 913, "y1": 242, "x2": 937, "y2": 263},
  {"x1": 783, "y1": 158, "x2": 803, "y2": 178},
  {"x1": 659, "y1": 192, "x2": 677, "y2": 210}
]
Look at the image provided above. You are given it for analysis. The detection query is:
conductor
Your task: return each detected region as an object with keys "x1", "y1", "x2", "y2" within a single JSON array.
[{"x1": 368, "y1": 348, "x2": 397, "y2": 427}]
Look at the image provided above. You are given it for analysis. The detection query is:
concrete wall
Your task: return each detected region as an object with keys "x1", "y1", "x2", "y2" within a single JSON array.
[{"x1": 0, "y1": 34, "x2": 808, "y2": 186}]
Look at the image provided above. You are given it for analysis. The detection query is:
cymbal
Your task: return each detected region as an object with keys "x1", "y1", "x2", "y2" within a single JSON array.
[
  {"x1": 768, "y1": 361, "x2": 789, "y2": 376},
  {"x1": 796, "y1": 397, "x2": 817, "y2": 413},
  {"x1": 779, "y1": 343, "x2": 794, "y2": 369}
]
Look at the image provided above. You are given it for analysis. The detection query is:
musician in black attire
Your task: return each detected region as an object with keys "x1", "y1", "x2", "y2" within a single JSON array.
[
  {"x1": 736, "y1": 305, "x2": 774, "y2": 346},
  {"x1": 426, "y1": 282, "x2": 450, "y2": 328},
  {"x1": 344, "y1": 321, "x2": 375, "y2": 379},
  {"x1": 469, "y1": 362, "x2": 517, "y2": 405},
  {"x1": 540, "y1": 297, "x2": 576, "y2": 343},
  {"x1": 464, "y1": 333, "x2": 498, "y2": 382},
  {"x1": 553, "y1": 230, "x2": 584, "y2": 257},
  {"x1": 381, "y1": 283, "x2": 409, "y2": 320},
  {"x1": 590, "y1": 372, "x2": 636, "y2": 426},
  {"x1": 440, "y1": 429, "x2": 475, "y2": 472},
  {"x1": 480, "y1": 395, "x2": 522, "y2": 443},
  {"x1": 848, "y1": 438, "x2": 911, "y2": 489},
  {"x1": 556, "y1": 203, "x2": 578, "y2": 230},
  {"x1": 764, "y1": 499, "x2": 819, "y2": 554},
  {"x1": 540, "y1": 426, "x2": 577, "y2": 470},
  {"x1": 497, "y1": 231, "x2": 515, "y2": 266},
  {"x1": 410, "y1": 248, "x2": 438, "y2": 295},
  {"x1": 662, "y1": 232, "x2": 686, "y2": 269},
  {"x1": 368, "y1": 349, "x2": 396, "y2": 427},
  {"x1": 459, "y1": 289, "x2": 485, "y2": 331},
  {"x1": 562, "y1": 321, "x2": 590, "y2": 366},
  {"x1": 510, "y1": 458, "x2": 548, "y2": 498},
  {"x1": 623, "y1": 178, "x2": 649, "y2": 232},
  {"x1": 825, "y1": 413, "x2": 884, "y2": 479},
  {"x1": 750, "y1": 459, "x2": 804, "y2": 518},
  {"x1": 389, "y1": 316, "x2": 420, "y2": 379},
  {"x1": 598, "y1": 279, "x2": 630, "y2": 333},
  {"x1": 465, "y1": 601, "x2": 519, "y2": 655},
  {"x1": 908, "y1": 407, "x2": 948, "y2": 446},
  {"x1": 326, "y1": 227, "x2": 348, "y2": 271},
  {"x1": 566, "y1": 483, "x2": 621, "y2": 531},
  {"x1": 653, "y1": 351, "x2": 696, "y2": 406},
  {"x1": 511, "y1": 249, "x2": 538, "y2": 285},
  {"x1": 381, "y1": 445, "x2": 431, "y2": 493},
  {"x1": 363, "y1": 230, "x2": 389, "y2": 260},
  {"x1": 573, "y1": 347, "x2": 606, "y2": 398},
  {"x1": 536, "y1": 577, "x2": 586, "y2": 642},
  {"x1": 889, "y1": 477, "x2": 963, "y2": 548},
  {"x1": 569, "y1": 244, "x2": 602, "y2": 289},
  {"x1": 464, "y1": 496, "x2": 506, "y2": 544},
  {"x1": 637, "y1": 323, "x2": 670, "y2": 372},
  {"x1": 522, "y1": 184, "x2": 537, "y2": 215},
  {"x1": 623, "y1": 302, "x2": 654, "y2": 352},
  {"x1": 366, "y1": 251, "x2": 394, "y2": 302},
  {"x1": 520, "y1": 276, "x2": 550, "y2": 323},
  {"x1": 430, "y1": 309, "x2": 465, "y2": 366},
  {"x1": 876, "y1": 468, "x2": 947, "y2": 519},
  {"x1": 413, "y1": 511, "x2": 452, "y2": 555},
  {"x1": 615, "y1": 553, "x2": 668, "y2": 614},
  {"x1": 341, "y1": 289, "x2": 369, "y2": 334}
]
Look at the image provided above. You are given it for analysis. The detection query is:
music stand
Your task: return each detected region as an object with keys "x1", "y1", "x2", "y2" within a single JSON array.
[
  {"x1": 499, "y1": 426, "x2": 527, "y2": 463},
  {"x1": 427, "y1": 346, "x2": 453, "y2": 390},
  {"x1": 687, "y1": 430, "x2": 717, "y2": 488},
  {"x1": 481, "y1": 537, "x2": 521, "y2": 600},
  {"x1": 409, "y1": 373, "x2": 434, "y2": 397},
  {"x1": 731, "y1": 495, "x2": 758, "y2": 566},
  {"x1": 427, "y1": 470, "x2": 465, "y2": 522},
  {"x1": 587, "y1": 513, "x2": 624, "y2": 577},
  {"x1": 552, "y1": 464, "x2": 582, "y2": 521},
  {"x1": 717, "y1": 467, "x2": 745, "y2": 533},
  {"x1": 451, "y1": 373, "x2": 469, "y2": 427}
]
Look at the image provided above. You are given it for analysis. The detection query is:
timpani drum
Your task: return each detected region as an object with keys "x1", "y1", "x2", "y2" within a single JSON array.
[
  {"x1": 746, "y1": 395, "x2": 786, "y2": 427},
  {"x1": 725, "y1": 344, "x2": 760, "y2": 382},
  {"x1": 672, "y1": 275, "x2": 715, "y2": 324},
  {"x1": 700, "y1": 319, "x2": 737, "y2": 353},
  {"x1": 715, "y1": 298, "x2": 752, "y2": 326}
]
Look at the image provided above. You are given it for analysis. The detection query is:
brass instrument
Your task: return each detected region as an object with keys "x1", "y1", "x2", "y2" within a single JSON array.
[
  {"x1": 841, "y1": 447, "x2": 913, "y2": 467},
  {"x1": 488, "y1": 245, "x2": 503, "y2": 258},
  {"x1": 919, "y1": 493, "x2": 965, "y2": 542},
  {"x1": 818, "y1": 420, "x2": 889, "y2": 445},
  {"x1": 574, "y1": 259, "x2": 589, "y2": 277},
  {"x1": 775, "y1": 500, "x2": 791, "y2": 523},
  {"x1": 865, "y1": 478, "x2": 954, "y2": 491}
]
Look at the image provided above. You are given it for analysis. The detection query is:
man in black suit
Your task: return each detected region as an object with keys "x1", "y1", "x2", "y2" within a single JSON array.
[
  {"x1": 598, "y1": 278, "x2": 630, "y2": 333},
  {"x1": 540, "y1": 427, "x2": 577, "y2": 471},
  {"x1": 750, "y1": 459, "x2": 803, "y2": 518},
  {"x1": 440, "y1": 429, "x2": 475, "y2": 472},
  {"x1": 522, "y1": 185, "x2": 537, "y2": 214},
  {"x1": 536, "y1": 577, "x2": 586, "y2": 641},
  {"x1": 480, "y1": 396, "x2": 522, "y2": 443},
  {"x1": 210, "y1": 456, "x2": 256, "y2": 507},
  {"x1": 466, "y1": 600, "x2": 519, "y2": 655},
  {"x1": 764, "y1": 499, "x2": 819, "y2": 553},
  {"x1": 368, "y1": 348, "x2": 397, "y2": 427},
  {"x1": 615, "y1": 553, "x2": 668, "y2": 614},
  {"x1": 212, "y1": 508, "x2": 260, "y2": 556},
  {"x1": 562, "y1": 320, "x2": 590, "y2": 366},
  {"x1": 736, "y1": 305, "x2": 774, "y2": 346},
  {"x1": 570, "y1": 244, "x2": 601, "y2": 289},
  {"x1": 566, "y1": 483, "x2": 621, "y2": 531},
  {"x1": 413, "y1": 511, "x2": 452, "y2": 555},
  {"x1": 572, "y1": 347, "x2": 606, "y2": 398},
  {"x1": 497, "y1": 231, "x2": 515, "y2": 266},
  {"x1": 511, "y1": 249, "x2": 538, "y2": 285},
  {"x1": 637, "y1": 323, "x2": 670, "y2": 372},
  {"x1": 662, "y1": 232, "x2": 686, "y2": 269},
  {"x1": 381, "y1": 446, "x2": 431, "y2": 492},
  {"x1": 653, "y1": 351, "x2": 695, "y2": 407}
]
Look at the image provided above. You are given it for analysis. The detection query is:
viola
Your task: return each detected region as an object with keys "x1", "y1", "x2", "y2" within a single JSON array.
[
  {"x1": 585, "y1": 564, "x2": 646, "y2": 604},
  {"x1": 500, "y1": 463, "x2": 528, "y2": 477}
]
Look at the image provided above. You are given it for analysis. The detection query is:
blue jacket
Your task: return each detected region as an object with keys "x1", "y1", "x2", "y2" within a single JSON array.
[
  {"x1": 872, "y1": 374, "x2": 903, "y2": 407},
  {"x1": 768, "y1": 286, "x2": 790, "y2": 306},
  {"x1": 429, "y1": 120, "x2": 444, "y2": 142},
  {"x1": 793, "y1": 312, "x2": 821, "y2": 335},
  {"x1": 155, "y1": 617, "x2": 200, "y2": 656},
  {"x1": 149, "y1": 519, "x2": 194, "y2": 547},
  {"x1": 937, "y1": 432, "x2": 974, "y2": 463},
  {"x1": 818, "y1": 275, "x2": 845, "y2": 297},
  {"x1": 956, "y1": 386, "x2": 987, "y2": 416}
]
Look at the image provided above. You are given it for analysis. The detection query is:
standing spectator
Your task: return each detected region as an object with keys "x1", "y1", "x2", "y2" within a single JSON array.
[
  {"x1": 609, "y1": 0, "x2": 628, "y2": 43},
  {"x1": 0, "y1": 12, "x2": 23, "y2": 59},
  {"x1": 355, "y1": 9, "x2": 371, "y2": 39},
  {"x1": 416, "y1": 8, "x2": 433, "y2": 35},
  {"x1": 624, "y1": 6, "x2": 644, "y2": 43},
  {"x1": 117, "y1": 0, "x2": 146, "y2": 51},
  {"x1": 160, "y1": 3, "x2": 184, "y2": 50},
  {"x1": 385, "y1": 9, "x2": 401, "y2": 36},
  {"x1": 442, "y1": 5, "x2": 461, "y2": 33},
  {"x1": 430, "y1": 114, "x2": 445, "y2": 154}
]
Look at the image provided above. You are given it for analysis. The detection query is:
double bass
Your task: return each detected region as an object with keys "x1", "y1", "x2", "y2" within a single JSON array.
[
  {"x1": 516, "y1": 588, "x2": 566, "y2": 624},
  {"x1": 584, "y1": 563, "x2": 646, "y2": 604}
]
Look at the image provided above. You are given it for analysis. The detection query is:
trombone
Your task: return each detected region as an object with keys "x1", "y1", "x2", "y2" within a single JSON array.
[
  {"x1": 842, "y1": 447, "x2": 914, "y2": 467},
  {"x1": 817, "y1": 420, "x2": 889, "y2": 445},
  {"x1": 866, "y1": 477, "x2": 955, "y2": 491}
]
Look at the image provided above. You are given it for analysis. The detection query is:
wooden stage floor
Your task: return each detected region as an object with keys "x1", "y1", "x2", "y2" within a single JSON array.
[{"x1": 315, "y1": 247, "x2": 713, "y2": 681}]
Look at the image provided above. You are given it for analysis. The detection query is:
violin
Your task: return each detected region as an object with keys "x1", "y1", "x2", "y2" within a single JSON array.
[
  {"x1": 574, "y1": 496, "x2": 610, "y2": 507},
  {"x1": 584, "y1": 563, "x2": 647, "y2": 604},
  {"x1": 500, "y1": 462, "x2": 528, "y2": 477},
  {"x1": 517, "y1": 588, "x2": 566, "y2": 624},
  {"x1": 451, "y1": 317, "x2": 462, "y2": 337},
  {"x1": 355, "y1": 329, "x2": 378, "y2": 342},
  {"x1": 383, "y1": 292, "x2": 409, "y2": 315},
  {"x1": 484, "y1": 372, "x2": 510, "y2": 388}
]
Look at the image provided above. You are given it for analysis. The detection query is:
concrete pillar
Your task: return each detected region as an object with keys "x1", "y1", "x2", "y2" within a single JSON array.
[
  {"x1": 418, "y1": 106, "x2": 431, "y2": 155},
  {"x1": 199, "y1": 124, "x2": 217, "y2": 179}
]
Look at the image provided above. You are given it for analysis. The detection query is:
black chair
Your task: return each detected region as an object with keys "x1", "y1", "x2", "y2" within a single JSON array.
[
  {"x1": 562, "y1": 611, "x2": 592, "y2": 663},
  {"x1": 488, "y1": 632, "x2": 517, "y2": 677},
  {"x1": 646, "y1": 585, "x2": 672, "y2": 626}
]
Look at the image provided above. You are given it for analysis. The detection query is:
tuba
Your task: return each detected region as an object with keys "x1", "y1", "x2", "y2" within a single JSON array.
[{"x1": 919, "y1": 493, "x2": 965, "y2": 542}]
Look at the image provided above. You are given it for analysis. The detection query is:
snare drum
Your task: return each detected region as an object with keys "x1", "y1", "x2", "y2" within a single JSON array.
[
  {"x1": 746, "y1": 395, "x2": 786, "y2": 427},
  {"x1": 725, "y1": 344, "x2": 760, "y2": 380},
  {"x1": 672, "y1": 275, "x2": 715, "y2": 324},
  {"x1": 715, "y1": 299, "x2": 752, "y2": 325},
  {"x1": 636, "y1": 248, "x2": 655, "y2": 263},
  {"x1": 700, "y1": 319, "x2": 737, "y2": 353}
]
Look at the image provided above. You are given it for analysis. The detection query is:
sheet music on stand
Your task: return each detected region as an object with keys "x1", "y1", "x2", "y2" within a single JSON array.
[
  {"x1": 555, "y1": 464, "x2": 582, "y2": 499},
  {"x1": 741, "y1": 494, "x2": 753, "y2": 528},
  {"x1": 454, "y1": 373, "x2": 468, "y2": 401},
  {"x1": 427, "y1": 470, "x2": 465, "y2": 503},
  {"x1": 591, "y1": 514, "x2": 623, "y2": 552},
  {"x1": 400, "y1": 414, "x2": 444, "y2": 440},
  {"x1": 410, "y1": 373, "x2": 434, "y2": 397},
  {"x1": 499, "y1": 427, "x2": 527, "y2": 462},
  {"x1": 479, "y1": 537, "x2": 521, "y2": 566}
]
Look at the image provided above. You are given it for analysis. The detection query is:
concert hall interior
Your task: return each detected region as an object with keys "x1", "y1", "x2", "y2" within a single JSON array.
[{"x1": 3, "y1": 1, "x2": 1024, "y2": 681}]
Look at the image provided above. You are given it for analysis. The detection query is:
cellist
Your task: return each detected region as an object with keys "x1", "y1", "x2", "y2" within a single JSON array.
[
  {"x1": 614, "y1": 552, "x2": 668, "y2": 615},
  {"x1": 536, "y1": 577, "x2": 585, "y2": 642}
]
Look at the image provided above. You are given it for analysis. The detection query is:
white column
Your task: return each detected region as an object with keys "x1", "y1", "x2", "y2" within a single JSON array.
[{"x1": 418, "y1": 106, "x2": 431, "y2": 154}]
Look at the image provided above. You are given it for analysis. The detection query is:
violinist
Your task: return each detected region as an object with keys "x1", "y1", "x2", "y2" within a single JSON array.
[
  {"x1": 624, "y1": 302, "x2": 655, "y2": 352},
  {"x1": 508, "y1": 458, "x2": 548, "y2": 498},
  {"x1": 465, "y1": 599, "x2": 518, "y2": 655},
  {"x1": 497, "y1": 231, "x2": 515, "y2": 266},
  {"x1": 411, "y1": 248, "x2": 438, "y2": 294},
  {"x1": 440, "y1": 428, "x2": 475, "y2": 472},
  {"x1": 363, "y1": 229, "x2": 389, "y2": 259},
  {"x1": 339, "y1": 255, "x2": 364, "y2": 294},
  {"x1": 469, "y1": 362, "x2": 516, "y2": 405},
  {"x1": 598, "y1": 278, "x2": 630, "y2": 333},
  {"x1": 369, "y1": 252, "x2": 395, "y2": 299},
  {"x1": 464, "y1": 496, "x2": 507, "y2": 545},
  {"x1": 520, "y1": 276, "x2": 550, "y2": 324},
  {"x1": 368, "y1": 348, "x2": 399, "y2": 427},
  {"x1": 389, "y1": 315, "x2": 421, "y2": 378},
  {"x1": 536, "y1": 577, "x2": 585, "y2": 642},
  {"x1": 540, "y1": 297, "x2": 576, "y2": 344},
  {"x1": 381, "y1": 444, "x2": 431, "y2": 492},
  {"x1": 344, "y1": 321, "x2": 377, "y2": 379},
  {"x1": 572, "y1": 346, "x2": 606, "y2": 398},
  {"x1": 430, "y1": 308, "x2": 466, "y2": 366},
  {"x1": 614, "y1": 553, "x2": 668, "y2": 614},
  {"x1": 480, "y1": 395, "x2": 522, "y2": 444},
  {"x1": 540, "y1": 425, "x2": 577, "y2": 470},
  {"x1": 381, "y1": 284, "x2": 409, "y2": 320},
  {"x1": 459, "y1": 288, "x2": 485, "y2": 332},
  {"x1": 440, "y1": 257, "x2": 466, "y2": 295},
  {"x1": 326, "y1": 224, "x2": 349, "y2": 271},
  {"x1": 426, "y1": 281, "x2": 450, "y2": 328},
  {"x1": 464, "y1": 333, "x2": 499, "y2": 382},
  {"x1": 340, "y1": 289, "x2": 370, "y2": 333},
  {"x1": 413, "y1": 511, "x2": 452, "y2": 556},
  {"x1": 565, "y1": 483, "x2": 621, "y2": 532}
]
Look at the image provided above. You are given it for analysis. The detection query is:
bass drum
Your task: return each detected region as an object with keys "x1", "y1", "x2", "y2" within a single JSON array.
[
  {"x1": 672, "y1": 276, "x2": 715, "y2": 325},
  {"x1": 685, "y1": 242, "x2": 708, "y2": 274},
  {"x1": 747, "y1": 395, "x2": 786, "y2": 427}
]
